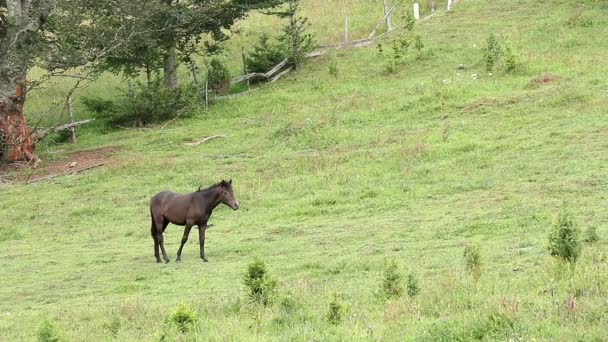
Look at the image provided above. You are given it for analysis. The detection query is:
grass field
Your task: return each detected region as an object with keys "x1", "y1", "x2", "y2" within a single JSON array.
[{"x1": 2, "y1": 0, "x2": 608, "y2": 340}]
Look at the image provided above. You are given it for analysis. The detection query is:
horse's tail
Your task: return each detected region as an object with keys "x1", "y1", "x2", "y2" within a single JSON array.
[{"x1": 150, "y1": 209, "x2": 156, "y2": 237}]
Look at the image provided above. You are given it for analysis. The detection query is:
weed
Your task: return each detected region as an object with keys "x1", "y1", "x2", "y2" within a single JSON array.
[
  {"x1": 464, "y1": 243, "x2": 482, "y2": 282},
  {"x1": 548, "y1": 211, "x2": 582, "y2": 263},
  {"x1": 168, "y1": 303, "x2": 197, "y2": 333},
  {"x1": 483, "y1": 33, "x2": 502, "y2": 73},
  {"x1": 584, "y1": 226, "x2": 599, "y2": 244},
  {"x1": 382, "y1": 260, "x2": 403, "y2": 298},
  {"x1": 243, "y1": 257, "x2": 277, "y2": 305},
  {"x1": 37, "y1": 319, "x2": 64, "y2": 342},
  {"x1": 326, "y1": 293, "x2": 343, "y2": 325},
  {"x1": 406, "y1": 272, "x2": 419, "y2": 297}
]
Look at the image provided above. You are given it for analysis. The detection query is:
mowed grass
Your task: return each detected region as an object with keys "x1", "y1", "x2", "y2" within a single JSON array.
[{"x1": 2, "y1": 0, "x2": 608, "y2": 340}]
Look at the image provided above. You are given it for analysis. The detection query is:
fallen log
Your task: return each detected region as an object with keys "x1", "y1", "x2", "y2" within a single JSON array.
[
  {"x1": 26, "y1": 162, "x2": 106, "y2": 184},
  {"x1": 185, "y1": 135, "x2": 226, "y2": 146},
  {"x1": 35, "y1": 119, "x2": 95, "y2": 141}
]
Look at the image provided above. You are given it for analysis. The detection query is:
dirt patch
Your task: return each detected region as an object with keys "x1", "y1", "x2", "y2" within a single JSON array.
[
  {"x1": 0, "y1": 146, "x2": 120, "y2": 183},
  {"x1": 526, "y1": 73, "x2": 559, "y2": 88},
  {"x1": 464, "y1": 98, "x2": 500, "y2": 112}
]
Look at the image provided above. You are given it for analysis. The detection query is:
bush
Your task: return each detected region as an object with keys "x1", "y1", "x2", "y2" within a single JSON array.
[
  {"x1": 243, "y1": 257, "x2": 277, "y2": 305},
  {"x1": 382, "y1": 260, "x2": 403, "y2": 298},
  {"x1": 37, "y1": 319, "x2": 64, "y2": 342},
  {"x1": 584, "y1": 226, "x2": 599, "y2": 244},
  {"x1": 483, "y1": 32, "x2": 502, "y2": 73},
  {"x1": 246, "y1": 33, "x2": 287, "y2": 73},
  {"x1": 326, "y1": 293, "x2": 343, "y2": 325},
  {"x1": 207, "y1": 59, "x2": 231, "y2": 95},
  {"x1": 82, "y1": 79, "x2": 195, "y2": 127},
  {"x1": 406, "y1": 272, "x2": 419, "y2": 297},
  {"x1": 504, "y1": 41, "x2": 517, "y2": 73},
  {"x1": 168, "y1": 303, "x2": 197, "y2": 333},
  {"x1": 548, "y1": 211, "x2": 582, "y2": 262}
]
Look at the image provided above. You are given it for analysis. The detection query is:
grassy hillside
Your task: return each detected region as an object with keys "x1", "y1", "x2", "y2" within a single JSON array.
[{"x1": 2, "y1": 0, "x2": 608, "y2": 340}]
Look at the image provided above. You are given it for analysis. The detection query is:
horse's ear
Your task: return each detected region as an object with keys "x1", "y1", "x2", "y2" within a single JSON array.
[
  {"x1": 198, "y1": 185, "x2": 202, "y2": 192},
  {"x1": 228, "y1": 179, "x2": 232, "y2": 184}
]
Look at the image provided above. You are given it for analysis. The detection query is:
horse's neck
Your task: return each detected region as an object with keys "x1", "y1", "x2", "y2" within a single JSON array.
[{"x1": 198, "y1": 187, "x2": 222, "y2": 212}]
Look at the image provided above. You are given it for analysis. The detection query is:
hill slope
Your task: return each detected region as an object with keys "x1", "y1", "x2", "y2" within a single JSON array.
[{"x1": 2, "y1": 0, "x2": 608, "y2": 340}]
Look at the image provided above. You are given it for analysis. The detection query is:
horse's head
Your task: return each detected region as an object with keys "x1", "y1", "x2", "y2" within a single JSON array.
[{"x1": 218, "y1": 179, "x2": 240, "y2": 210}]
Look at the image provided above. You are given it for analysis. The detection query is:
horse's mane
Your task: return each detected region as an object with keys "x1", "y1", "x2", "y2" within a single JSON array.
[{"x1": 196, "y1": 180, "x2": 231, "y2": 193}]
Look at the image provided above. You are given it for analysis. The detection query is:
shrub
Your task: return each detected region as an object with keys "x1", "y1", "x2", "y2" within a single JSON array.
[
  {"x1": 548, "y1": 211, "x2": 582, "y2": 262},
  {"x1": 483, "y1": 32, "x2": 502, "y2": 73},
  {"x1": 382, "y1": 260, "x2": 403, "y2": 298},
  {"x1": 464, "y1": 243, "x2": 482, "y2": 281},
  {"x1": 584, "y1": 226, "x2": 599, "y2": 244},
  {"x1": 406, "y1": 272, "x2": 419, "y2": 297},
  {"x1": 414, "y1": 34, "x2": 424, "y2": 53},
  {"x1": 243, "y1": 257, "x2": 277, "y2": 305},
  {"x1": 168, "y1": 303, "x2": 197, "y2": 333},
  {"x1": 326, "y1": 293, "x2": 343, "y2": 325},
  {"x1": 246, "y1": 33, "x2": 287, "y2": 73},
  {"x1": 504, "y1": 41, "x2": 517, "y2": 73},
  {"x1": 328, "y1": 55, "x2": 338, "y2": 78},
  {"x1": 37, "y1": 319, "x2": 64, "y2": 342},
  {"x1": 207, "y1": 58, "x2": 231, "y2": 95},
  {"x1": 82, "y1": 79, "x2": 195, "y2": 127}
]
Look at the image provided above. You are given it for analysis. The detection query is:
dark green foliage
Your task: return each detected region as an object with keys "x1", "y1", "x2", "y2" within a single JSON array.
[
  {"x1": 406, "y1": 272, "x2": 419, "y2": 297},
  {"x1": 82, "y1": 80, "x2": 195, "y2": 127},
  {"x1": 414, "y1": 35, "x2": 424, "y2": 53},
  {"x1": 377, "y1": 2, "x2": 424, "y2": 74},
  {"x1": 548, "y1": 212, "x2": 582, "y2": 262},
  {"x1": 245, "y1": 33, "x2": 287, "y2": 73},
  {"x1": 169, "y1": 303, "x2": 197, "y2": 333},
  {"x1": 326, "y1": 293, "x2": 343, "y2": 325},
  {"x1": 243, "y1": 257, "x2": 277, "y2": 305},
  {"x1": 207, "y1": 59, "x2": 231, "y2": 95},
  {"x1": 37, "y1": 320, "x2": 63, "y2": 342},
  {"x1": 328, "y1": 55, "x2": 339, "y2": 78},
  {"x1": 483, "y1": 33, "x2": 502, "y2": 73},
  {"x1": 584, "y1": 226, "x2": 598, "y2": 244},
  {"x1": 382, "y1": 260, "x2": 403, "y2": 298}
]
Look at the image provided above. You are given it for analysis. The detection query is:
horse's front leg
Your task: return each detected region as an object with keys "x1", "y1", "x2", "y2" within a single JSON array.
[
  {"x1": 176, "y1": 225, "x2": 193, "y2": 263},
  {"x1": 199, "y1": 224, "x2": 208, "y2": 262}
]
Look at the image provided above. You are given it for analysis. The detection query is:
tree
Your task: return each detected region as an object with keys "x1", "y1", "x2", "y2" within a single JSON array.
[{"x1": 0, "y1": 0, "x2": 55, "y2": 163}]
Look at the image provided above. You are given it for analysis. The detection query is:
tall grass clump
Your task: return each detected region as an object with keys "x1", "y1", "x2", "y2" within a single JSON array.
[
  {"x1": 406, "y1": 272, "x2": 420, "y2": 297},
  {"x1": 483, "y1": 32, "x2": 502, "y2": 73},
  {"x1": 243, "y1": 257, "x2": 277, "y2": 305},
  {"x1": 464, "y1": 243, "x2": 482, "y2": 282},
  {"x1": 548, "y1": 211, "x2": 582, "y2": 263}
]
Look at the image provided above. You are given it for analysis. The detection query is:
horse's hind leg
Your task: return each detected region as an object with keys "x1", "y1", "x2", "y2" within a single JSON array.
[
  {"x1": 153, "y1": 215, "x2": 170, "y2": 263},
  {"x1": 151, "y1": 212, "x2": 161, "y2": 263}
]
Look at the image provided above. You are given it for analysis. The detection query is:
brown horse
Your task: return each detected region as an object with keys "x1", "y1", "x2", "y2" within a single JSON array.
[{"x1": 149, "y1": 180, "x2": 240, "y2": 263}]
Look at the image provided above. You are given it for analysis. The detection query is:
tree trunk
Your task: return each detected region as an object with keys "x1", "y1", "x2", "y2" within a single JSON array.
[
  {"x1": 163, "y1": 46, "x2": 178, "y2": 89},
  {"x1": 0, "y1": 0, "x2": 55, "y2": 163},
  {"x1": 0, "y1": 80, "x2": 39, "y2": 162}
]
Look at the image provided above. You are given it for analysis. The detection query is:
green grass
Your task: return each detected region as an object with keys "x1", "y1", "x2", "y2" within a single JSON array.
[{"x1": 2, "y1": 0, "x2": 608, "y2": 340}]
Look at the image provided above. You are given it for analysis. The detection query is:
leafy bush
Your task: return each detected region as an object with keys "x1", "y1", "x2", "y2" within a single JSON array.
[
  {"x1": 504, "y1": 41, "x2": 517, "y2": 73},
  {"x1": 37, "y1": 319, "x2": 64, "y2": 342},
  {"x1": 168, "y1": 303, "x2": 197, "y2": 333},
  {"x1": 82, "y1": 79, "x2": 195, "y2": 127},
  {"x1": 243, "y1": 257, "x2": 277, "y2": 305},
  {"x1": 382, "y1": 260, "x2": 403, "y2": 298},
  {"x1": 246, "y1": 33, "x2": 287, "y2": 73},
  {"x1": 548, "y1": 211, "x2": 582, "y2": 262},
  {"x1": 406, "y1": 272, "x2": 419, "y2": 297},
  {"x1": 483, "y1": 33, "x2": 502, "y2": 73},
  {"x1": 207, "y1": 58, "x2": 231, "y2": 95},
  {"x1": 326, "y1": 293, "x2": 343, "y2": 325}
]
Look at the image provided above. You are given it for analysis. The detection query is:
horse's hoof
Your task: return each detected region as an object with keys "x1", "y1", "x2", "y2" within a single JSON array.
[
  {"x1": 176, "y1": 259, "x2": 182, "y2": 263},
  {"x1": 202, "y1": 258, "x2": 208, "y2": 263},
  {"x1": 165, "y1": 259, "x2": 171, "y2": 264},
  {"x1": 156, "y1": 259, "x2": 162, "y2": 263}
]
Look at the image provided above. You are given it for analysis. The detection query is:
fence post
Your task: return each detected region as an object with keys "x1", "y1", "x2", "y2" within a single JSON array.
[
  {"x1": 447, "y1": 0, "x2": 453, "y2": 12},
  {"x1": 344, "y1": 7, "x2": 349, "y2": 42},
  {"x1": 67, "y1": 94, "x2": 76, "y2": 144},
  {"x1": 430, "y1": 0, "x2": 436, "y2": 13},
  {"x1": 413, "y1": 3, "x2": 420, "y2": 20}
]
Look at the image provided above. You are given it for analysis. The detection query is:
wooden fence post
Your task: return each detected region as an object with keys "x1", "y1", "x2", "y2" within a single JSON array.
[
  {"x1": 67, "y1": 94, "x2": 76, "y2": 144},
  {"x1": 447, "y1": 0, "x2": 453, "y2": 12},
  {"x1": 413, "y1": 3, "x2": 420, "y2": 20},
  {"x1": 344, "y1": 7, "x2": 349, "y2": 42}
]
